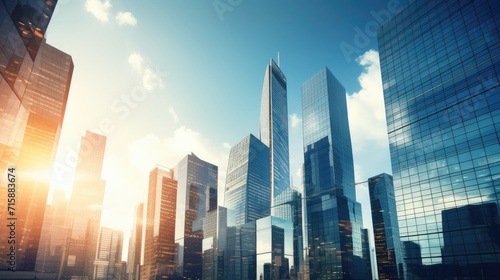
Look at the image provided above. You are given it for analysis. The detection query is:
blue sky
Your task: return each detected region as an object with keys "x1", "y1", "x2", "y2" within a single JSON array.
[{"x1": 44, "y1": 0, "x2": 408, "y2": 263}]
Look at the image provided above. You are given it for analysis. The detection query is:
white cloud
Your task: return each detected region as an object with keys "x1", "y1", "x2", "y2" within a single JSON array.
[
  {"x1": 347, "y1": 49, "x2": 392, "y2": 181},
  {"x1": 168, "y1": 107, "x2": 179, "y2": 123},
  {"x1": 128, "y1": 52, "x2": 143, "y2": 74},
  {"x1": 289, "y1": 113, "x2": 301, "y2": 129},
  {"x1": 128, "y1": 126, "x2": 229, "y2": 191},
  {"x1": 223, "y1": 143, "x2": 231, "y2": 149},
  {"x1": 128, "y1": 52, "x2": 166, "y2": 92},
  {"x1": 116, "y1": 11, "x2": 137, "y2": 26},
  {"x1": 142, "y1": 68, "x2": 164, "y2": 91},
  {"x1": 85, "y1": 0, "x2": 112, "y2": 22}
]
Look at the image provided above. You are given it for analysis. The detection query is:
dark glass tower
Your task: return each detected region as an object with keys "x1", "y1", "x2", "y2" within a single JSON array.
[
  {"x1": 260, "y1": 58, "x2": 290, "y2": 205},
  {"x1": 175, "y1": 153, "x2": 218, "y2": 280},
  {"x1": 369, "y1": 173, "x2": 402, "y2": 279},
  {"x1": 378, "y1": 1, "x2": 500, "y2": 279},
  {"x1": 302, "y1": 67, "x2": 366, "y2": 279},
  {"x1": 142, "y1": 167, "x2": 177, "y2": 280}
]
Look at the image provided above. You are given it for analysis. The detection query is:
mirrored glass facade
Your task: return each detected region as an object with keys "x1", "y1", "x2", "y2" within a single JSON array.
[
  {"x1": 175, "y1": 153, "x2": 218, "y2": 279},
  {"x1": 260, "y1": 59, "x2": 290, "y2": 203},
  {"x1": 0, "y1": 0, "x2": 73, "y2": 272},
  {"x1": 302, "y1": 67, "x2": 367, "y2": 279},
  {"x1": 225, "y1": 134, "x2": 270, "y2": 225},
  {"x1": 256, "y1": 216, "x2": 294, "y2": 280},
  {"x1": 378, "y1": 0, "x2": 500, "y2": 278},
  {"x1": 369, "y1": 173, "x2": 402, "y2": 279}
]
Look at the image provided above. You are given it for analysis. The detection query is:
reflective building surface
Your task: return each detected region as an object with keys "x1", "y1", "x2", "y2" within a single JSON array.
[
  {"x1": 302, "y1": 67, "x2": 367, "y2": 279},
  {"x1": 127, "y1": 203, "x2": 144, "y2": 280},
  {"x1": 378, "y1": 0, "x2": 500, "y2": 278},
  {"x1": 260, "y1": 58, "x2": 290, "y2": 204},
  {"x1": 369, "y1": 173, "x2": 402, "y2": 279},
  {"x1": 224, "y1": 134, "x2": 270, "y2": 225},
  {"x1": 142, "y1": 167, "x2": 178, "y2": 280},
  {"x1": 61, "y1": 131, "x2": 107, "y2": 279},
  {"x1": 0, "y1": 0, "x2": 72, "y2": 269},
  {"x1": 175, "y1": 153, "x2": 218, "y2": 279},
  {"x1": 256, "y1": 216, "x2": 294, "y2": 280}
]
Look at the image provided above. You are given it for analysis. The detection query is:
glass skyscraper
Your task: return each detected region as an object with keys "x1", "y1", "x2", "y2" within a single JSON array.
[
  {"x1": 368, "y1": 173, "x2": 402, "y2": 279},
  {"x1": 378, "y1": 0, "x2": 499, "y2": 279},
  {"x1": 302, "y1": 67, "x2": 367, "y2": 279},
  {"x1": 127, "y1": 203, "x2": 144, "y2": 280},
  {"x1": 225, "y1": 134, "x2": 270, "y2": 225},
  {"x1": 61, "y1": 131, "x2": 107, "y2": 279},
  {"x1": 218, "y1": 134, "x2": 270, "y2": 279},
  {"x1": 142, "y1": 166, "x2": 178, "y2": 280},
  {"x1": 0, "y1": 0, "x2": 73, "y2": 270},
  {"x1": 260, "y1": 58, "x2": 290, "y2": 205},
  {"x1": 175, "y1": 153, "x2": 218, "y2": 279}
]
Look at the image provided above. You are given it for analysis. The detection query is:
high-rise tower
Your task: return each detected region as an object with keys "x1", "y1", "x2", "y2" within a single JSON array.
[
  {"x1": 127, "y1": 203, "x2": 144, "y2": 280},
  {"x1": 302, "y1": 67, "x2": 367, "y2": 279},
  {"x1": 142, "y1": 167, "x2": 177, "y2": 280},
  {"x1": 225, "y1": 134, "x2": 270, "y2": 225},
  {"x1": 175, "y1": 153, "x2": 218, "y2": 279},
  {"x1": 0, "y1": 1, "x2": 73, "y2": 269},
  {"x1": 260, "y1": 58, "x2": 290, "y2": 206},
  {"x1": 61, "y1": 131, "x2": 107, "y2": 279},
  {"x1": 378, "y1": 1, "x2": 500, "y2": 278},
  {"x1": 369, "y1": 173, "x2": 402, "y2": 279}
]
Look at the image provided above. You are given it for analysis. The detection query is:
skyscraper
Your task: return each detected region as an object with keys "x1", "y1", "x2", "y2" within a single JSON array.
[
  {"x1": 35, "y1": 190, "x2": 71, "y2": 275},
  {"x1": 260, "y1": 58, "x2": 290, "y2": 205},
  {"x1": 302, "y1": 67, "x2": 366, "y2": 279},
  {"x1": 127, "y1": 203, "x2": 144, "y2": 280},
  {"x1": 94, "y1": 228, "x2": 124, "y2": 280},
  {"x1": 368, "y1": 173, "x2": 402, "y2": 279},
  {"x1": 225, "y1": 134, "x2": 270, "y2": 225},
  {"x1": 175, "y1": 153, "x2": 218, "y2": 279},
  {"x1": 142, "y1": 166, "x2": 177, "y2": 280},
  {"x1": 378, "y1": 1, "x2": 499, "y2": 278},
  {"x1": 0, "y1": 1, "x2": 73, "y2": 269},
  {"x1": 219, "y1": 134, "x2": 270, "y2": 279},
  {"x1": 61, "y1": 131, "x2": 107, "y2": 279}
]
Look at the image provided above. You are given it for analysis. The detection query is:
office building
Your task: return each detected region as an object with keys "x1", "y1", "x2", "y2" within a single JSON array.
[
  {"x1": 256, "y1": 216, "x2": 294, "y2": 280},
  {"x1": 0, "y1": 1, "x2": 72, "y2": 269},
  {"x1": 225, "y1": 134, "x2": 271, "y2": 225},
  {"x1": 378, "y1": 0, "x2": 500, "y2": 278},
  {"x1": 61, "y1": 131, "x2": 107, "y2": 279},
  {"x1": 260, "y1": 58, "x2": 290, "y2": 205},
  {"x1": 369, "y1": 173, "x2": 402, "y2": 279},
  {"x1": 175, "y1": 153, "x2": 218, "y2": 279},
  {"x1": 94, "y1": 228, "x2": 124, "y2": 280},
  {"x1": 127, "y1": 203, "x2": 144, "y2": 280},
  {"x1": 302, "y1": 67, "x2": 367, "y2": 279},
  {"x1": 142, "y1": 167, "x2": 177, "y2": 280},
  {"x1": 35, "y1": 190, "x2": 70, "y2": 275}
]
